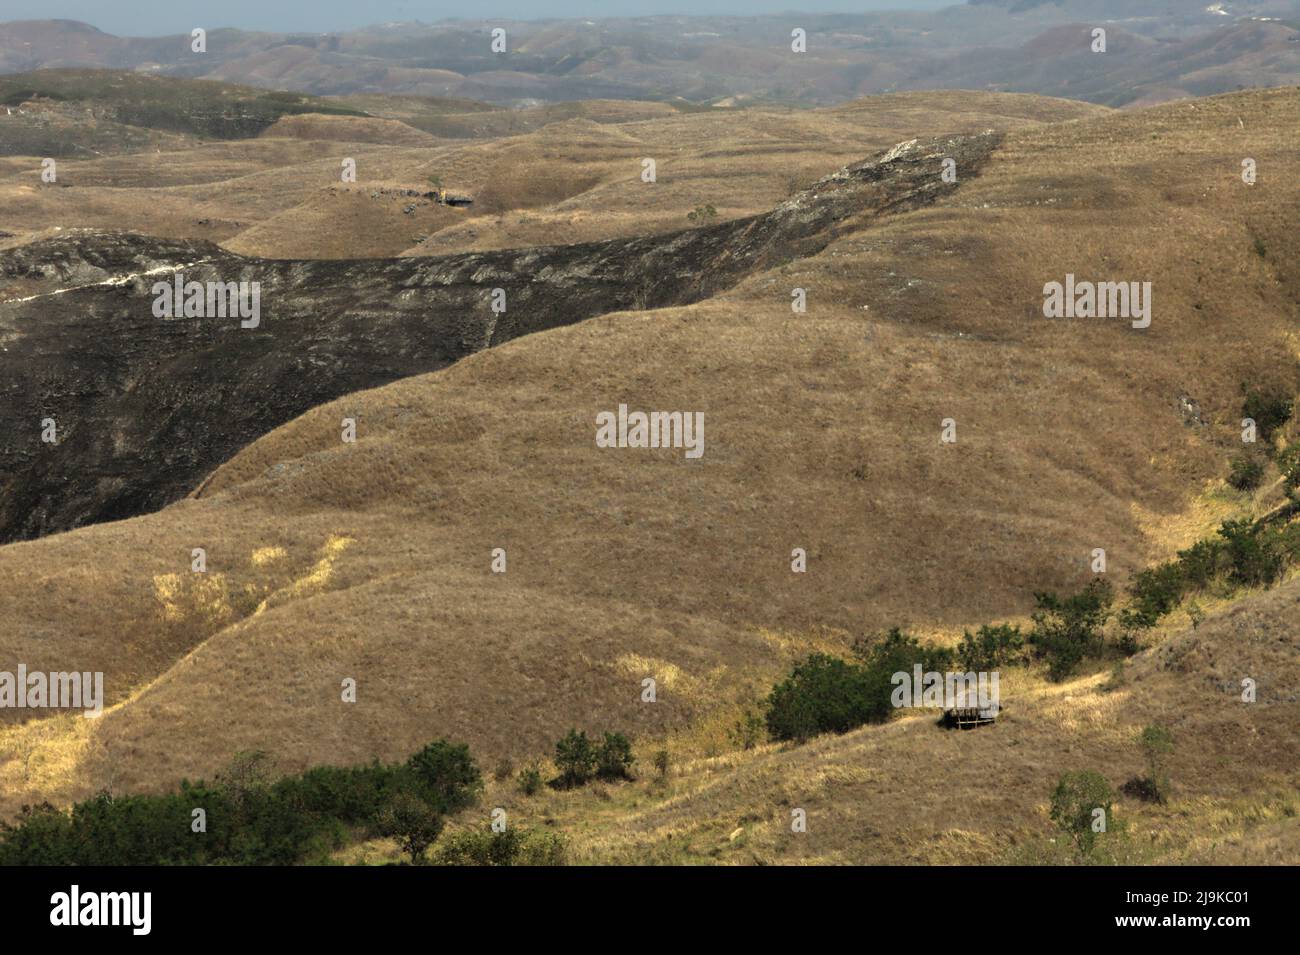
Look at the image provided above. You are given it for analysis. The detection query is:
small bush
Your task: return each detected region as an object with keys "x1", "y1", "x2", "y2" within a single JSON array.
[
  {"x1": 433, "y1": 826, "x2": 566, "y2": 866},
  {"x1": 730, "y1": 709, "x2": 767, "y2": 750},
  {"x1": 517, "y1": 765, "x2": 543, "y2": 797},
  {"x1": 595, "y1": 732, "x2": 635, "y2": 781},
  {"x1": 1241, "y1": 388, "x2": 1293, "y2": 445},
  {"x1": 764, "y1": 653, "x2": 879, "y2": 741},
  {"x1": 553, "y1": 729, "x2": 598, "y2": 788},
  {"x1": 406, "y1": 740, "x2": 482, "y2": 814},
  {"x1": 687, "y1": 203, "x2": 718, "y2": 223},
  {"x1": 1176, "y1": 538, "x2": 1224, "y2": 590},
  {"x1": 1114, "y1": 629, "x2": 1142, "y2": 656},
  {"x1": 1120, "y1": 776, "x2": 1162, "y2": 802},
  {"x1": 957, "y1": 623, "x2": 1024, "y2": 671},
  {"x1": 1218, "y1": 519, "x2": 1285, "y2": 588},
  {"x1": 378, "y1": 790, "x2": 445, "y2": 865},
  {"x1": 1139, "y1": 724, "x2": 1174, "y2": 794},
  {"x1": 1030, "y1": 579, "x2": 1113, "y2": 682},
  {"x1": 1049, "y1": 770, "x2": 1115, "y2": 856},
  {"x1": 652, "y1": 750, "x2": 671, "y2": 779},
  {"x1": 1121, "y1": 561, "x2": 1185, "y2": 632},
  {"x1": 1102, "y1": 661, "x2": 1126, "y2": 692},
  {"x1": 1278, "y1": 442, "x2": 1300, "y2": 500},
  {"x1": 765, "y1": 628, "x2": 954, "y2": 742},
  {"x1": 1227, "y1": 452, "x2": 1266, "y2": 491}
]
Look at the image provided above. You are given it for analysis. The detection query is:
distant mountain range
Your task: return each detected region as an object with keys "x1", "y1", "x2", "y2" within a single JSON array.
[{"x1": 2, "y1": 4, "x2": 1298, "y2": 107}]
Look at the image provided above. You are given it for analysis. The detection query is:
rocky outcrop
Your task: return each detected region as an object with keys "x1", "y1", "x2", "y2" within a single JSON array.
[{"x1": 0, "y1": 132, "x2": 1000, "y2": 541}]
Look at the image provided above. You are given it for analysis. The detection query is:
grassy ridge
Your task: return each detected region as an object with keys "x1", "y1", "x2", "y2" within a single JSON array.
[{"x1": 0, "y1": 69, "x2": 367, "y2": 139}]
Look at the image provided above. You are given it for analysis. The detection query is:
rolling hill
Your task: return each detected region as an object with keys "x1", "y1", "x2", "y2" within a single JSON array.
[{"x1": 0, "y1": 86, "x2": 1296, "y2": 869}]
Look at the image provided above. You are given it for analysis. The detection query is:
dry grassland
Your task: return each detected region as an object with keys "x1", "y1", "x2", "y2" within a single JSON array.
[{"x1": 0, "y1": 87, "x2": 1297, "y2": 862}]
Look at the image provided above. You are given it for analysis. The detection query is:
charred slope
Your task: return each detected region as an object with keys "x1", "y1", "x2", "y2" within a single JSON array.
[{"x1": 0, "y1": 132, "x2": 999, "y2": 542}]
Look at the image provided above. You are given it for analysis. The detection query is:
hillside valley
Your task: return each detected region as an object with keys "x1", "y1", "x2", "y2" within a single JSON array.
[{"x1": 0, "y1": 80, "x2": 1296, "y2": 868}]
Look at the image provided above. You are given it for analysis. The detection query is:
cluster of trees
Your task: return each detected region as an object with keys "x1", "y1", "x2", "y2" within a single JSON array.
[
  {"x1": 763, "y1": 489, "x2": 1300, "y2": 739},
  {"x1": 0, "y1": 741, "x2": 480, "y2": 866},
  {"x1": 112, "y1": 91, "x2": 365, "y2": 139},
  {"x1": 1032, "y1": 504, "x2": 1300, "y2": 682},
  {"x1": 1121, "y1": 517, "x2": 1299, "y2": 630},
  {"x1": 1030, "y1": 579, "x2": 1115, "y2": 682},
  {"x1": 551, "y1": 730, "x2": 635, "y2": 788},
  {"x1": 763, "y1": 627, "x2": 991, "y2": 742}
]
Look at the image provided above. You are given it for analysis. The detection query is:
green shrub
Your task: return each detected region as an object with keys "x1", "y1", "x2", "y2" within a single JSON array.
[
  {"x1": 433, "y1": 826, "x2": 566, "y2": 866},
  {"x1": 276, "y1": 762, "x2": 405, "y2": 823},
  {"x1": 1122, "y1": 561, "x2": 1185, "y2": 631},
  {"x1": 1227, "y1": 452, "x2": 1267, "y2": 491},
  {"x1": 1277, "y1": 521, "x2": 1300, "y2": 563},
  {"x1": 1218, "y1": 519, "x2": 1285, "y2": 588},
  {"x1": 0, "y1": 739, "x2": 480, "y2": 866},
  {"x1": 765, "y1": 629, "x2": 953, "y2": 742},
  {"x1": 652, "y1": 750, "x2": 671, "y2": 779},
  {"x1": 1278, "y1": 442, "x2": 1300, "y2": 500},
  {"x1": 378, "y1": 790, "x2": 445, "y2": 865},
  {"x1": 595, "y1": 732, "x2": 635, "y2": 781},
  {"x1": 1049, "y1": 770, "x2": 1115, "y2": 856},
  {"x1": 853, "y1": 626, "x2": 955, "y2": 678},
  {"x1": 1030, "y1": 579, "x2": 1113, "y2": 682},
  {"x1": 730, "y1": 709, "x2": 767, "y2": 750},
  {"x1": 1176, "y1": 538, "x2": 1224, "y2": 590},
  {"x1": 1241, "y1": 388, "x2": 1292, "y2": 445},
  {"x1": 765, "y1": 653, "x2": 879, "y2": 741},
  {"x1": 957, "y1": 623, "x2": 1024, "y2": 671},
  {"x1": 1135, "y1": 724, "x2": 1174, "y2": 803},
  {"x1": 517, "y1": 765, "x2": 543, "y2": 796},
  {"x1": 406, "y1": 740, "x2": 481, "y2": 814},
  {"x1": 554, "y1": 729, "x2": 598, "y2": 788},
  {"x1": 687, "y1": 203, "x2": 718, "y2": 223}
]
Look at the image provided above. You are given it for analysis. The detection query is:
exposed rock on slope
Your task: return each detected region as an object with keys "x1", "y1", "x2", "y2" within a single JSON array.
[{"x1": 0, "y1": 132, "x2": 1000, "y2": 542}]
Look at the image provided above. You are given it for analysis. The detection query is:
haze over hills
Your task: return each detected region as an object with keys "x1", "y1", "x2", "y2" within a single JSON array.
[
  {"x1": 2, "y1": 1, "x2": 1299, "y2": 107},
  {"x1": 1, "y1": 1, "x2": 1298, "y2": 873},
  {"x1": 1, "y1": 70, "x2": 1098, "y2": 259}
]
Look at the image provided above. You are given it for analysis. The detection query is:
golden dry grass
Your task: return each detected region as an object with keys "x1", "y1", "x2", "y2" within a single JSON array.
[
  {"x1": 0, "y1": 87, "x2": 1297, "y2": 863},
  {"x1": 0, "y1": 90, "x2": 1110, "y2": 259}
]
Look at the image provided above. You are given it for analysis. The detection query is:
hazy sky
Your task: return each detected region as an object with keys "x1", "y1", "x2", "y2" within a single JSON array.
[{"x1": 0, "y1": 1, "x2": 954, "y2": 36}]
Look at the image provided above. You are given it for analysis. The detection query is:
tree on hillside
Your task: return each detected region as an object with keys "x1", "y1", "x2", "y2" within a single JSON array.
[
  {"x1": 1138, "y1": 724, "x2": 1174, "y2": 803},
  {"x1": 596, "y1": 731, "x2": 635, "y2": 781},
  {"x1": 1050, "y1": 770, "x2": 1115, "y2": 857},
  {"x1": 554, "y1": 729, "x2": 598, "y2": 788},
  {"x1": 378, "y1": 791, "x2": 445, "y2": 865},
  {"x1": 406, "y1": 740, "x2": 481, "y2": 813},
  {"x1": 1031, "y1": 579, "x2": 1113, "y2": 681}
]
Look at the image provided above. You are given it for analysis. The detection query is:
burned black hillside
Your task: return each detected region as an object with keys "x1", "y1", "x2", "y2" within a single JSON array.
[{"x1": 0, "y1": 132, "x2": 999, "y2": 541}]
